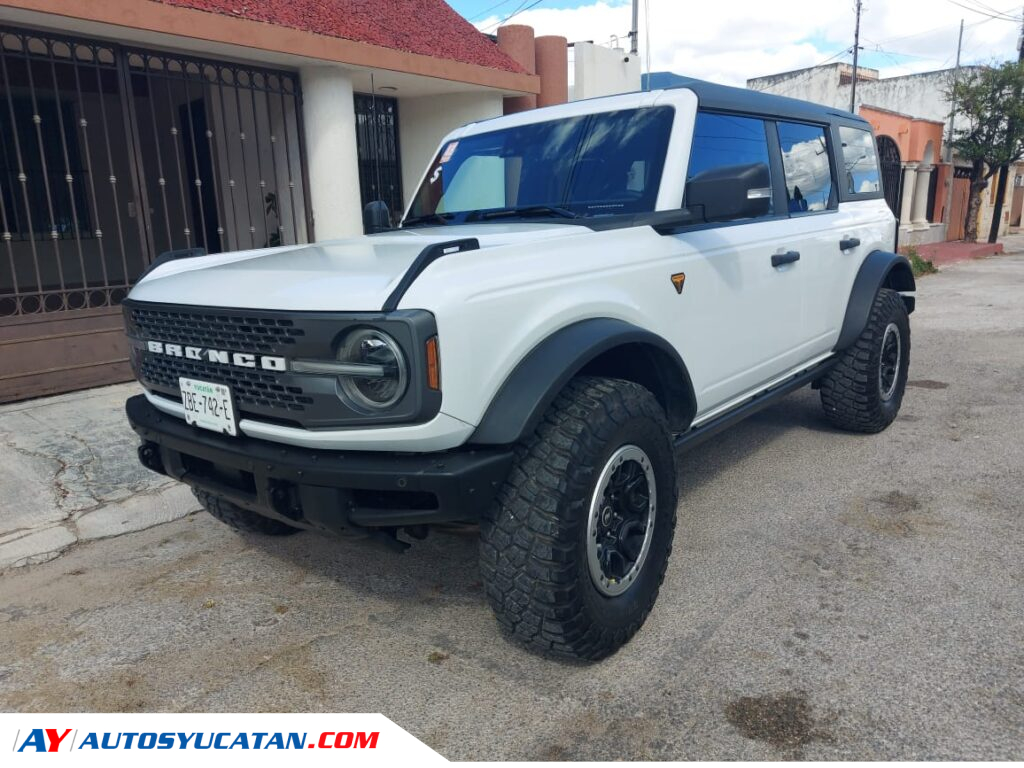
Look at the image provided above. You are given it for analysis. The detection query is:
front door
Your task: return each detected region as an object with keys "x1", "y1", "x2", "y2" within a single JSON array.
[{"x1": 671, "y1": 111, "x2": 805, "y2": 414}]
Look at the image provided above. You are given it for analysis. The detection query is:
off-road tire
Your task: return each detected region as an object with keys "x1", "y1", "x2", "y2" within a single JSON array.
[
  {"x1": 193, "y1": 489, "x2": 301, "y2": 536},
  {"x1": 820, "y1": 287, "x2": 910, "y2": 433},
  {"x1": 479, "y1": 376, "x2": 677, "y2": 661}
]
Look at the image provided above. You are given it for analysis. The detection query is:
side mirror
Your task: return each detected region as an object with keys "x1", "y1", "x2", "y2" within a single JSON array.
[
  {"x1": 685, "y1": 162, "x2": 772, "y2": 222},
  {"x1": 362, "y1": 200, "x2": 391, "y2": 234}
]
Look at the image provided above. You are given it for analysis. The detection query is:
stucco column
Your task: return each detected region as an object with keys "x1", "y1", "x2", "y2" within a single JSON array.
[
  {"x1": 299, "y1": 66, "x2": 362, "y2": 240},
  {"x1": 497, "y1": 25, "x2": 537, "y2": 114},
  {"x1": 911, "y1": 165, "x2": 934, "y2": 229},
  {"x1": 535, "y1": 35, "x2": 568, "y2": 107},
  {"x1": 899, "y1": 162, "x2": 918, "y2": 228}
]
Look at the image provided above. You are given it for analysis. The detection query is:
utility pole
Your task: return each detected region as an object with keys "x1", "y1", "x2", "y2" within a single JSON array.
[
  {"x1": 943, "y1": 19, "x2": 964, "y2": 239},
  {"x1": 629, "y1": 0, "x2": 639, "y2": 55},
  {"x1": 850, "y1": 0, "x2": 863, "y2": 113},
  {"x1": 987, "y1": 7, "x2": 1024, "y2": 243}
]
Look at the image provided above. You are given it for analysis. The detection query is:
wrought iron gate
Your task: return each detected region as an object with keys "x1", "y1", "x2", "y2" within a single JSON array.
[
  {"x1": 354, "y1": 92, "x2": 403, "y2": 227},
  {"x1": 0, "y1": 25, "x2": 310, "y2": 401},
  {"x1": 877, "y1": 135, "x2": 902, "y2": 220}
]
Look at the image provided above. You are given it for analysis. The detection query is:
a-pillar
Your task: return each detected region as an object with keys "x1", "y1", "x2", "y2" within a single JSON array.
[
  {"x1": 299, "y1": 66, "x2": 362, "y2": 240},
  {"x1": 899, "y1": 162, "x2": 918, "y2": 230},
  {"x1": 911, "y1": 164, "x2": 933, "y2": 230}
]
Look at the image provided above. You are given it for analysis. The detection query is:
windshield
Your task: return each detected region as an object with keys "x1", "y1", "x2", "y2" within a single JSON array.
[{"x1": 405, "y1": 107, "x2": 674, "y2": 225}]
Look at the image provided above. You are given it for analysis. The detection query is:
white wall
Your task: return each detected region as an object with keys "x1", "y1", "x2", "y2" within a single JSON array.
[
  {"x1": 397, "y1": 91, "x2": 503, "y2": 209},
  {"x1": 299, "y1": 66, "x2": 363, "y2": 240},
  {"x1": 749, "y1": 64, "x2": 977, "y2": 133},
  {"x1": 571, "y1": 42, "x2": 640, "y2": 101}
]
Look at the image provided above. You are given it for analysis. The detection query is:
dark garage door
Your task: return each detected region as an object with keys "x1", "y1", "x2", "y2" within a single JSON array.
[{"x1": 0, "y1": 25, "x2": 310, "y2": 403}]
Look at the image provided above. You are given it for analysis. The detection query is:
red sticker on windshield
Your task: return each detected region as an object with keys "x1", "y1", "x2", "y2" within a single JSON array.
[{"x1": 440, "y1": 141, "x2": 458, "y2": 163}]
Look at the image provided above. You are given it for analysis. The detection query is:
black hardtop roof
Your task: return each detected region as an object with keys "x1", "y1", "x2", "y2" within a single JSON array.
[{"x1": 667, "y1": 76, "x2": 870, "y2": 127}]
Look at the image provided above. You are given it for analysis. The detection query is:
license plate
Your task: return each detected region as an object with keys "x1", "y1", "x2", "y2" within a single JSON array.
[{"x1": 179, "y1": 377, "x2": 237, "y2": 436}]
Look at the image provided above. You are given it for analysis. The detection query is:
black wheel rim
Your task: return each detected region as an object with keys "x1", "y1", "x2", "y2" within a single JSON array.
[
  {"x1": 879, "y1": 321, "x2": 901, "y2": 401},
  {"x1": 587, "y1": 445, "x2": 657, "y2": 596}
]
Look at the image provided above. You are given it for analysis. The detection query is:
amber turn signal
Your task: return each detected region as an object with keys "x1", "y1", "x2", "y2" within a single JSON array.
[{"x1": 425, "y1": 336, "x2": 440, "y2": 390}]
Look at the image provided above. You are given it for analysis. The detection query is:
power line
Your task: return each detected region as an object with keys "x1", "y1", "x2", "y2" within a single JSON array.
[
  {"x1": 960, "y1": 0, "x2": 1021, "y2": 19},
  {"x1": 468, "y1": 0, "x2": 518, "y2": 22},
  {"x1": 479, "y1": 0, "x2": 546, "y2": 32},
  {"x1": 946, "y1": 0, "x2": 1020, "y2": 21},
  {"x1": 866, "y1": 12, "x2": 996, "y2": 47}
]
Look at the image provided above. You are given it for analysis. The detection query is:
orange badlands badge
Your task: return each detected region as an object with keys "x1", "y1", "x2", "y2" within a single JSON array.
[{"x1": 670, "y1": 272, "x2": 686, "y2": 294}]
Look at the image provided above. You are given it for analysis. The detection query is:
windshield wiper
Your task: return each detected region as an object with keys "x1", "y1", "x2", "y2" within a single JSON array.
[
  {"x1": 471, "y1": 205, "x2": 579, "y2": 221},
  {"x1": 401, "y1": 212, "x2": 454, "y2": 228}
]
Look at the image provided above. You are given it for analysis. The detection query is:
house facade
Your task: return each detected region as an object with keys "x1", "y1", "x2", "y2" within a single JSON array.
[
  {"x1": 748, "y1": 62, "x2": 1021, "y2": 246},
  {"x1": 0, "y1": 0, "x2": 562, "y2": 402}
]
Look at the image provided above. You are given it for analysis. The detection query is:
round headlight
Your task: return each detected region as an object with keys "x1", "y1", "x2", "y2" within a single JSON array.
[{"x1": 337, "y1": 328, "x2": 407, "y2": 410}]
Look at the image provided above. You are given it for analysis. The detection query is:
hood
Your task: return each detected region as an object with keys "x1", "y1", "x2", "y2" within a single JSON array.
[{"x1": 127, "y1": 223, "x2": 581, "y2": 311}]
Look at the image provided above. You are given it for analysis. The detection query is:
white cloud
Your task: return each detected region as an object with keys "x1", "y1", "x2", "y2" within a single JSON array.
[{"x1": 476, "y1": 0, "x2": 1020, "y2": 85}]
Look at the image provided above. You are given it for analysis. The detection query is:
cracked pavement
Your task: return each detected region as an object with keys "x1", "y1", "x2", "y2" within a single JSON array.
[
  {"x1": 0, "y1": 252, "x2": 1022, "y2": 759},
  {"x1": 0, "y1": 384, "x2": 200, "y2": 569}
]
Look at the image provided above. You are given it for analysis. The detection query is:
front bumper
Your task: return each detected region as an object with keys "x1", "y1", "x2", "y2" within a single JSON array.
[{"x1": 126, "y1": 395, "x2": 513, "y2": 535}]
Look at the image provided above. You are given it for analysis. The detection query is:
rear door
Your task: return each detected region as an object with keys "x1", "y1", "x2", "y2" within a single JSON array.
[{"x1": 768, "y1": 119, "x2": 846, "y2": 356}]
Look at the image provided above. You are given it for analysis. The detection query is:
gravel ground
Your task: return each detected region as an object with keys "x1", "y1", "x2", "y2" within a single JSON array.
[{"x1": 0, "y1": 253, "x2": 1022, "y2": 760}]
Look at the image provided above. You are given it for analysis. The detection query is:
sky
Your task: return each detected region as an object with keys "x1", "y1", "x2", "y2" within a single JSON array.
[{"x1": 445, "y1": 0, "x2": 1022, "y2": 86}]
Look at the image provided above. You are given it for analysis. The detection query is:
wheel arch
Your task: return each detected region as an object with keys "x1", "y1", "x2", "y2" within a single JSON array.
[
  {"x1": 835, "y1": 250, "x2": 916, "y2": 352},
  {"x1": 469, "y1": 318, "x2": 697, "y2": 445}
]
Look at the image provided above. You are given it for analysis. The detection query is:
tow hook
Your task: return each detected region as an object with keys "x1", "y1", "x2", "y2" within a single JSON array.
[{"x1": 137, "y1": 442, "x2": 165, "y2": 475}]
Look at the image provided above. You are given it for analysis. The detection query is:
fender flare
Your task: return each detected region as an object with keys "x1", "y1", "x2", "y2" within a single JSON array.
[
  {"x1": 835, "y1": 250, "x2": 916, "y2": 352},
  {"x1": 469, "y1": 318, "x2": 697, "y2": 445}
]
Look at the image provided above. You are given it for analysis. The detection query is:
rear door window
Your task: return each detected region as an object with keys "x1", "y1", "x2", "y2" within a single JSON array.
[
  {"x1": 838, "y1": 126, "x2": 881, "y2": 195},
  {"x1": 776, "y1": 122, "x2": 834, "y2": 214}
]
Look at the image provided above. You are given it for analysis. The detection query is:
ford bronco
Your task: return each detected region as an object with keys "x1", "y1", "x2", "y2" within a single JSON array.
[{"x1": 125, "y1": 79, "x2": 914, "y2": 660}]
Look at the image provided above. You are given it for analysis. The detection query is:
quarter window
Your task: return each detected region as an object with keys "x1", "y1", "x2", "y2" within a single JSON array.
[
  {"x1": 839, "y1": 126, "x2": 881, "y2": 195},
  {"x1": 777, "y1": 122, "x2": 833, "y2": 214},
  {"x1": 686, "y1": 112, "x2": 773, "y2": 217}
]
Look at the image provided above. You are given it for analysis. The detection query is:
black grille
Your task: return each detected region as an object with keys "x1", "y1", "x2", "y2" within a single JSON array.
[
  {"x1": 141, "y1": 355, "x2": 314, "y2": 413},
  {"x1": 127, "y1": 306, "x2": 305, "y2": 355},
  {"x1": 123, "y1": 299, "x2": 442, "y2": 429}
]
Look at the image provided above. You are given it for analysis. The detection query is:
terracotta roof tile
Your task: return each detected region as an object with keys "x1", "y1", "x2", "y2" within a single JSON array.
[{"x1": 151, "y1": 0, "x2": 526, "y2": 74}]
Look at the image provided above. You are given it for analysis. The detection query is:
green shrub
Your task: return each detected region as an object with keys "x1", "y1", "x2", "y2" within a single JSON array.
[{"x1": 904, "y1": 246, "x2": 938, "y2": 277}]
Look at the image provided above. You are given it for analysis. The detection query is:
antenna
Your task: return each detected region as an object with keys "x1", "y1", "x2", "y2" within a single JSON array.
[{"x1": 629, "y1": 0, "x2": 639, "y2": 55}]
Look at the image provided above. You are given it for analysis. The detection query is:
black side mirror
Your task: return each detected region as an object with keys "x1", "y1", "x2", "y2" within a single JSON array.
[
  {"x1": 363, "y1": 200, "x2": 391, "y2": 234},
  {"x1": 685, "y1": 162, "x2": 772, "y2": 222}
]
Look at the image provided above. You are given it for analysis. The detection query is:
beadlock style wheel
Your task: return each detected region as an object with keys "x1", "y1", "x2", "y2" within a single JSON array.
[
  {"x1": 480, "y1": 377, "x2": 678, "y2": 660},
  {"x1": 586, "y1": 445, "x2": 657, "y2": 596},
  {"x1": 878, "y1": 321, "x2": 901, "y2": 401},
  {"x1": 820, "y1": 288, "x2": 910, "y2": 433}
]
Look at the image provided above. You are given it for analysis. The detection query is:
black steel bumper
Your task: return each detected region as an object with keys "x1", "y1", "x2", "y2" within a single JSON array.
[{"x1": 126, "y1": 395, "x2": 513, "y2": 535}]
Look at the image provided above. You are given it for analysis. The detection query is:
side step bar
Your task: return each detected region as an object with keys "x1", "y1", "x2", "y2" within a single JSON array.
[{"x1": 674, "y1": 358, "x2": 836, "y2": 452}]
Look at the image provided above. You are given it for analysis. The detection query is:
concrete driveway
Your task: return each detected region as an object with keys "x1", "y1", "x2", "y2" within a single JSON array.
[{"x1": 0, "y1": 253, "x2": 1022, "y2": 760}]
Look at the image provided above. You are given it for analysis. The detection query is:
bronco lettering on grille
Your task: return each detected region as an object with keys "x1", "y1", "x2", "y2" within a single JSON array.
[{"x1": 146, "y1": 340, "x2": 287, "y2": 371}]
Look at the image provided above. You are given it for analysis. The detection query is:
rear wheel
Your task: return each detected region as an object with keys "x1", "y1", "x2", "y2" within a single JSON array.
[
  {"x1": 820, "y1": 288, "x2": 910, "y2": 433},
  {"x1": 479, "y1": 377, "x2": 677, "y2": 660},
  {"x1": 193, "y1": 489, "x2": 302, "y2": 536}
]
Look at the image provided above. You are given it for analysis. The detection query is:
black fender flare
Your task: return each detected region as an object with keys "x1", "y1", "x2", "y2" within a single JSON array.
[
  {"x1": 835, "y1": 250, "x2": 916, "y2": 352},
  {"x1": 469, "y1": 318, "x2": 696, "y2": 445}
]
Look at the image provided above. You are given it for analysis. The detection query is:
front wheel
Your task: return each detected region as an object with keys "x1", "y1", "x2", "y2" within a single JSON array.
[
  {"x1": 479, "y1": 377, "x2": 678, "y2": 661},
  {"x1": 820, "y1": 287, "x2": 911, "y2": 433}
]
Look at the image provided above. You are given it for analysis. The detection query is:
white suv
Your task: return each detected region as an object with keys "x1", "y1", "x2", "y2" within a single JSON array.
[{"x1": 124, "y1": 79, "x2": 915, "y2": 660}]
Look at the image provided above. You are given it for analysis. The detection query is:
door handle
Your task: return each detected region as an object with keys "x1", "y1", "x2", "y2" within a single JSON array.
[
  {"x1": 839, "y1": 237, "x2": 861, "y2": 250},
  {"x1": 771, "y1": 250, "x2": 800, "y2": 267}
]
